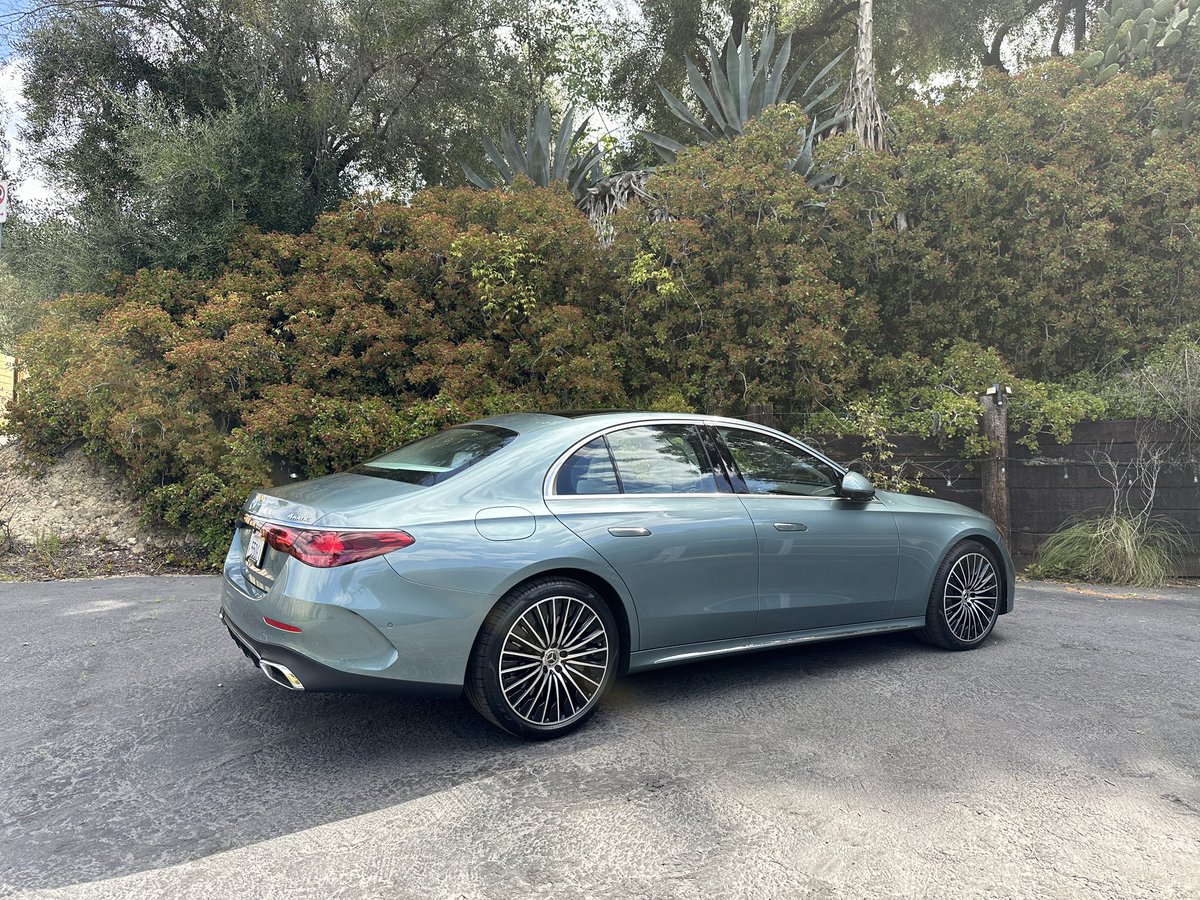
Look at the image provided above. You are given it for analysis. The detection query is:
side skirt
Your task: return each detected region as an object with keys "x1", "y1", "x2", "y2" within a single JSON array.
[{"x1": 627, "y1": 617, "x2": 927, "y2": 673}]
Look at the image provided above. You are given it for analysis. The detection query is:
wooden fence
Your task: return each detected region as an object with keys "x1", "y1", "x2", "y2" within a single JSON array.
[{"x1": 807, "y1": 419, "x2": 1200, "y2": 576}]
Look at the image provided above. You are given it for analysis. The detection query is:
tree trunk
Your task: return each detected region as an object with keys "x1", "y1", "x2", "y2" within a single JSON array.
[
  {"x1": 1073, "y1": 0, "x2": 1088, "y2": 51},
  {"x1": 1050, "y1": 1, "x2": 1070, "y2": 55},
  {"x1": 730, "y1": 0, "x2": 751, "y2": 46},
  {"x1": 842, "y1": 0, "x2": 887, "y2": 152}
]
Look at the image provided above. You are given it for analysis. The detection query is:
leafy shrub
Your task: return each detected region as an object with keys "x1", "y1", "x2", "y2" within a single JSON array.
[
  {"x1": 611, "y1": 106, "x2": 872, "y2": 418},
  {"x1": 1031, "y1": 515, "x2": 1184, "y2": 586},
  {"x1": 14, "y1": 82, "x2": 1179, "y2": 562},
  {"x1": 824, "y1": 61, "x2": 1200, "y2": 382},
  {"x1": 9, "y1": 184, "x2": 627, "y2": 560}
]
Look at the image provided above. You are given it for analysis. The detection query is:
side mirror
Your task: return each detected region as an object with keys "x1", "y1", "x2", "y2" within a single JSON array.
[{"x1": 838, "y1": 470, "x2": 876, "y2": 501}]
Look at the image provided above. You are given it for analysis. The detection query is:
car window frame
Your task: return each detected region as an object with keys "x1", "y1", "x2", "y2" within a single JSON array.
[
  {"x1": 545, "y1": 419, "x2": 734, "y2": 499},
  {"x1": 709, "y1": 424, "x2": 859, "y2": 501}
]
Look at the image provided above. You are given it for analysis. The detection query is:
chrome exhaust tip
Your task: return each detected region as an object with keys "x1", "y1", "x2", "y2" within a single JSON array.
[{"x1": 259, "y1": 660, "x2": 305, "y2": 691}]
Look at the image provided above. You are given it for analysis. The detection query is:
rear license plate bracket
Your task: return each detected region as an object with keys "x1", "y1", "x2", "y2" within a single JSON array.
[{"x1": 245, "y1": 530, "x2": 266, "y2": 568}]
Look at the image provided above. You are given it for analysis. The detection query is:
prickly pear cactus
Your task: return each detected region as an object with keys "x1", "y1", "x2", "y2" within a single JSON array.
[{"x1": 1082, "y1": 0, "x2": 1198, "y2": 83}]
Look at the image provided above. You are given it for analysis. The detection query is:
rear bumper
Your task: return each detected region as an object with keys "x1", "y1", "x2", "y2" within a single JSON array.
[
  {"x1": 220, "y1": 608, "x2": 461, "y2": 698},
  {"x1": 219, "y1": 529, "x2": 494, "y2": 696}
]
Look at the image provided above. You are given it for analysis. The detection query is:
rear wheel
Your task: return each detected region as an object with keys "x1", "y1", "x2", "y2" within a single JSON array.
[
  {"x1": 920, "y1": 540, "x2": 1001, "y2": 650},
  {"x1": 466, "y1": 577, "x2": 618, "y2": 740}
]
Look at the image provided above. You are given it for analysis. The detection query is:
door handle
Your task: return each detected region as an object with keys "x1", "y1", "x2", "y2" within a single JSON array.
[
  {"x1": 773, "y1": 522, "x2": 808, "y2": 532},
  {"x1": 608, "y1": 526, "x2": 652, "y2": 537}
]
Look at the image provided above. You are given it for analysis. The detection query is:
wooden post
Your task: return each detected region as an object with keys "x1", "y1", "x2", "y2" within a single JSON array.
[
  {"x1": 979, "y1": 384, "x2": 1011, "y2": 544},
  {"x1": 746, "y1": 402, "x2": 777, "y2": 430}
]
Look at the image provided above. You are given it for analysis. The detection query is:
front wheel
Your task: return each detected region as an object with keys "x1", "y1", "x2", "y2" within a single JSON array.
[
  {"x1": 919, "y1": 540, "x2": 1002, "y2": 650},
  {"x1": 466, "y1": 577, "x2": 618, "y2": 740}
]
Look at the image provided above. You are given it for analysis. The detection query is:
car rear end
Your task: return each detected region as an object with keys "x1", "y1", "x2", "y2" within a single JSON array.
[{"x1": 218, "y1": 420, "x2": 547, "y2": 697}]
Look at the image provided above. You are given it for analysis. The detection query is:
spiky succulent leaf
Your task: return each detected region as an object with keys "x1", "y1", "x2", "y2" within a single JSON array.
[
  {"x1": 706, "y1": 40, "x2": 741, "y2": 132},
  {"x1": 463, "y1": 101, "x2": 604, "y2": 202},
  {"x1": 802, "y1": 48, "x2": 850, "y2": 103},
  {"x1": 641, "y1": 132, "x2": 686, "y2": 163},
  {"x1": 686, "y1": 59, "x2": 729, "y2": 134},
  {"x1": 658, "y1": 85, "x2": 722, "y2": 142},
  {"x1": 763, "y1": 36, "x2": 792, "y2": 105},
  {"x1": 461, "y1": 162, "x2": 494, "y2": 189},
  {"x1": 644, "y1": 26, "x2": 846, "y2": 176}
]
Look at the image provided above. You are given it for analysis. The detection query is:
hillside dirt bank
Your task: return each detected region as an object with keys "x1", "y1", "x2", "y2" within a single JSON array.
[{"x1": 0, "y1": 442, "x2": 208, "y2": 580}]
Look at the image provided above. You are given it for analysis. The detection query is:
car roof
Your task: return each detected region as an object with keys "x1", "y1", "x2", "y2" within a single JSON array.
[{"x1": 472, "y1": 411, "x2": 726, "y2": 436}]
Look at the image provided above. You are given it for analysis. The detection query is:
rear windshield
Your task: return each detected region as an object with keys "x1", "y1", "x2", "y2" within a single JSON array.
[{"x1": 350, "y1": 424, "x2": 517, "y2": 486}]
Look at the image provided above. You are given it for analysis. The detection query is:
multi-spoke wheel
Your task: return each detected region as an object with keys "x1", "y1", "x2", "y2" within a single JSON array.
[
  {"x1": 919, "y1": 541, "x2": 1002, "y2": 650},
  {"x1": 466, "y1": 577, "x2": 618, "y2": 739}
]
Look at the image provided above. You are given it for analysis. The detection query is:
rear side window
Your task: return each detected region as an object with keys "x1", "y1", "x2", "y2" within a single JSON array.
[
  {"x1": 352, "y1": 425, "x2": 516, "y2": 486},
  {"x1": 554, "y1": 437, "x2": 620, "y2": 495},
  {"x1": 606, "y1": 425, "x2": 718, "y2": 494}
]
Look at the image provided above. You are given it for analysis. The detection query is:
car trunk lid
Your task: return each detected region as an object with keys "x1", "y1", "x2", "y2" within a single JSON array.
[{"x1": 237, "y1": 474, "x2": 425, "y2": 591}]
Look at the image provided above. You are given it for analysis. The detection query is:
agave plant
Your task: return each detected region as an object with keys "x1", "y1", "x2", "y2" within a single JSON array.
[
  {"x1": 462, "y1": 102, "x2": 604, "y2": 203},
  {"x1": 642, "y1": 28, "x2": 847, "y2": 183}
]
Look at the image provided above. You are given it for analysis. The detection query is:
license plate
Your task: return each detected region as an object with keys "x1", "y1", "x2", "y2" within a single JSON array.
[{"x1": 245, "y1": 530, "x2": 266, "y2": 569}]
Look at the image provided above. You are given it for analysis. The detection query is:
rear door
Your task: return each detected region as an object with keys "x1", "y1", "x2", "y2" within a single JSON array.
[
  {"x1": 712, "y1": 425, "x2": 900, "y2": 633},
  {"x1": 545, "y1": 423, "x2": 759, "y2": 649}
]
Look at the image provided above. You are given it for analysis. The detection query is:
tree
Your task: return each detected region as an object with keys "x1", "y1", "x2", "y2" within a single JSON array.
[
  {"x1": 10, "y1": 0, "x2": 542, "y2": 283},
  {"x1": 841, "y1": 0, "x2": 887, "y2": 151},
  {"x1": 824, "y1": 60, "x2": 1200, "y2": 381}
]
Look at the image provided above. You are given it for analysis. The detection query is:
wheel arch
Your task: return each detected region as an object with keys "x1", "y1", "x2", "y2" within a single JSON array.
[{"x1": 488, "y1": 567, "x2": 635, "y2": 673}]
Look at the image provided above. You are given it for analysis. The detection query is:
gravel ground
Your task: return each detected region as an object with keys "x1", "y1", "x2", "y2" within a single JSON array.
[{"x1": 1, "y1": 576, "x2": 1198, "y2": 899}]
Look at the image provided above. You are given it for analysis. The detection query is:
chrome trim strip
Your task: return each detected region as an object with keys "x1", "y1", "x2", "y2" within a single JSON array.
[
  {"x1": 542, "y1": 416, "x2": 849, "y2": 499},
  {"x1": 547, "y1": 492, "x2": 736, "y2": 501},
  {"x1": 259, "y1": 660, "x2": 305, "y2": 691},
  {"x1": 626, "y1": 617, "x2": 926, "y2": 672},
  {"x1": 239, "y1": 513, "x2": 400, "y2": 534}
]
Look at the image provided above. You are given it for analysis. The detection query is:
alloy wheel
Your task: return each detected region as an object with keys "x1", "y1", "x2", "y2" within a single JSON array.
[
  {"x1": 498, "y1": 595, "x2": 610, "y2": 727},
  {"x1": 943, "y1": 552, "x2": 999, "y2": 643}
]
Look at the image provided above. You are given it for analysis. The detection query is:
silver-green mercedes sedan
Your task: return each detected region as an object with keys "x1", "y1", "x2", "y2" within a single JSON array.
[{"x1": 220, "y1": 412, "x2": 1014, "y2": 739}]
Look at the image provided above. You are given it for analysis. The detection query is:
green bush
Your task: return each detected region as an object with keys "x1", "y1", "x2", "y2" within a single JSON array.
[
  {"x1": 824, "y1": 60, "x2": 1200, "y2": 382},
  {"x1": 1031, "y1": 515, "x2": 1185, "y2": 586},
  {"x1": 16, "y1": 72, "x2": 1193, "y2": 562},
  {"x1": 610, "y1": 106, "x2": 872, "y2": 417},
  {"x1": 8, "y1": 184, "x2": 628, "y2": 560}
]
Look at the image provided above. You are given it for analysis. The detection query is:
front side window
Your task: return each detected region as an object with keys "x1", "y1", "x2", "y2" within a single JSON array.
[
  {"x1": 717, "y1": 427, "x2": 840, "y2": 497},
  {"x1": 605, "y1": 425, "x2": 718, "y2": 494},
  {"x1": 352, "y1": 425, "x2": 516, "y2": 486}
]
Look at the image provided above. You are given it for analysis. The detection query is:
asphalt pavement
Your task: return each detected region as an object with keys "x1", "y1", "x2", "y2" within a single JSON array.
[{"x1": 1, "y1": 575, "x2": 1198, "y2": 899}]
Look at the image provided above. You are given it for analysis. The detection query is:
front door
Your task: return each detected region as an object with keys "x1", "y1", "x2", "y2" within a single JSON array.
[
  {"x1": 545, "y1": 423, "x2": 759, "y2": 649},
  {"x1": 713, "y1": 425, "x2": 900, "y2": 634}
]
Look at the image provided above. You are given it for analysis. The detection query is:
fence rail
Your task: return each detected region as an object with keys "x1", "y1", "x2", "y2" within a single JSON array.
[{"x1": 806, "y1": 419, "x2": 1200, "y2": 576}]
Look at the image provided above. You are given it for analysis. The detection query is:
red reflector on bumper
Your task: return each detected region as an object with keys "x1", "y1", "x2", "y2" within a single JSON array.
[{"x1": 263, "y1": 617, "x2": 302, "y2": 633}]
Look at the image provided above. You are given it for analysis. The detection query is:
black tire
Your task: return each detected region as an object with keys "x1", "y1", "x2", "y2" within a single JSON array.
[
  {"x1": 466, "y1": 576, "x2": 619, "y2": 740},
  {"x1": 919, "y1": 540, "x2": 1002, "y2": 650}
]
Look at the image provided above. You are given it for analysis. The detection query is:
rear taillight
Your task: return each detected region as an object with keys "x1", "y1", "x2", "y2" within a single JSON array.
[{"x1": 261, "y1": 525, "x2": 414, "y2": 568}]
